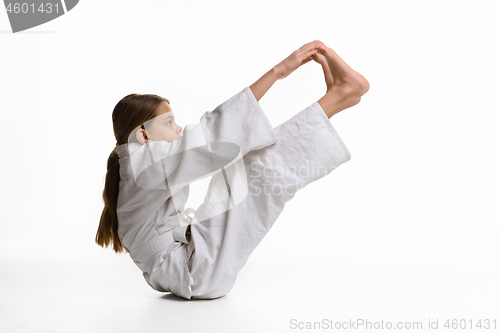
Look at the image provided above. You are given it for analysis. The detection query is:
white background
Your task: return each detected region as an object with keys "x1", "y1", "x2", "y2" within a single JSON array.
[{"x1": 1, "y1": 1, "x2": 499, "y2": 332}]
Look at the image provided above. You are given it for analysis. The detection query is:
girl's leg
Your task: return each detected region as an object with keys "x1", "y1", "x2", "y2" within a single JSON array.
[
  {"x1": 185, "y1": 44, "x2": 369, "y2": 300},
  {"x1": 187, "y1": 98, "x2": 352, "y2": 299}
]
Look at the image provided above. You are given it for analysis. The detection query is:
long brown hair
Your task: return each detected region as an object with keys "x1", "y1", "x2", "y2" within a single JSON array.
[{"x1": 95, "y1": 93, "x2": 170, "y2": 253}]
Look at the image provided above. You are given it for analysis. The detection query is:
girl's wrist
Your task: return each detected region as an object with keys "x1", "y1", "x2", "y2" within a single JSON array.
[{"x1": 272, "y1": 64, "x2": 285, "y2": 80}]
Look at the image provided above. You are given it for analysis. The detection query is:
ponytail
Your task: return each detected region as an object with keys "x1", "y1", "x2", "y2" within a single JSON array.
[{"x1": 95, "y1": 148, "x2": 125, "y2": 254}]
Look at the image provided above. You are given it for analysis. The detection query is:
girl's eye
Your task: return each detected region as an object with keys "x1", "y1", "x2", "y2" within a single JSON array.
[{"x1": 168, "y1": 121, "x2": 172, "y2": 126}]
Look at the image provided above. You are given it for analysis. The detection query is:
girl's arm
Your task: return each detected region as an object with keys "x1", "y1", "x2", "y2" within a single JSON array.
[
  {"x1": 249, "y1": 66, "x2": 280, "y2": 103},
  {"x1": 249, "y1": 40, "x2": 323, "y2": 102}
]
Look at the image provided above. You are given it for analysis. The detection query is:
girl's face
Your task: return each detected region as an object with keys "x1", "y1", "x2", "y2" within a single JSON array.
[{"x1": 138, "y1": 101, "x2": 183, "y2": 143}]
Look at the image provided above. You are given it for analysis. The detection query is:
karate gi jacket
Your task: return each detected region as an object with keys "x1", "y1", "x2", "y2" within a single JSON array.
[{"x1": 115, "y1": 86, "x2": 278, "y2": 298}]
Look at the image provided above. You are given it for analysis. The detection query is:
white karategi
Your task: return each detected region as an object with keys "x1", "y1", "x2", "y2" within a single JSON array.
[{"x1": 115, "y1": 86, "x2": 351, "y2": 300}]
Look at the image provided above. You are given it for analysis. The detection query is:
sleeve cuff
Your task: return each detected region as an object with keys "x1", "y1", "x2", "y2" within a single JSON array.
[
  {"x1": 311, "y1": 101, "x2": 351, "y2": 165},
  {"x1": 199, "y1": 86, "x2": 278, "y2": 157},
  {"x1": 242, "y1": 86, "x2": 278, "y2": 149}
]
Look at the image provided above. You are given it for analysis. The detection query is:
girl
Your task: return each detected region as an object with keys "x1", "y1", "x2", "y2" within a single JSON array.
[{"x1": 96, "y1": 40, "x2": 370, "y2": 300}]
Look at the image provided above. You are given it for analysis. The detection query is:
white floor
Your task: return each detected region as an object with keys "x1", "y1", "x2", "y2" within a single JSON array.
[{"x1": 1, "y1": 241, "x2": 499, "y2": 333}]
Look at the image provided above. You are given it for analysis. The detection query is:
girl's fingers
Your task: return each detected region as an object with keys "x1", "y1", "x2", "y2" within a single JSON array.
[
  {"x1": 299, "y1": 40, "x2": 321, "y2": 52},
  {"x1": 306, "y1": 41, "x2": 327, "y2": 55},
  {"x1": 300, "y1": 45, "x2": 318, "y2": 55},
  {"x1": 299, "y1": 42, "x2": 322, "y2": 57},
  {"x1": 310, "y1": 53, "x2": 322, "y2": 63},
  {"x1": 301, "y1": 48, "x2": 318, "y2": 60}
]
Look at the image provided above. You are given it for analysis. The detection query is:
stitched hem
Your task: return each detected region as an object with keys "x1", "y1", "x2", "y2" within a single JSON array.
[{"x1": 311, "y1": 101, "x2": 352, "y2": 163}]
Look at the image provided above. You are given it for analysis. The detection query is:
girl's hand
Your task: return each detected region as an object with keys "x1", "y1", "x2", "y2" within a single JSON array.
[{"x1": 275, "y1": 40, "x2": 324, "y2": 80}]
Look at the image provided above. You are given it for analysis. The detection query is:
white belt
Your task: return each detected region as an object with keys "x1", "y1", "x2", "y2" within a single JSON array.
[{"x1": 129, "y1": 225, "x2": 191, "y2": 274}]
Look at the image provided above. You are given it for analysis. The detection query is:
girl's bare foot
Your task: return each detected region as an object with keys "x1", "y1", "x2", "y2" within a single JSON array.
[
  {"x1": 313, "y1": 41, "x2": 369, "y2": 117},
  {"x1": 317, "y1": 42, "x2": 370, "y2": 97},
  {"x1": 338, "y1": 96, "x2": 361, "y2": 113},
  {"x1": 310, "y1": 52, "x2": 334, "y2": 91}
]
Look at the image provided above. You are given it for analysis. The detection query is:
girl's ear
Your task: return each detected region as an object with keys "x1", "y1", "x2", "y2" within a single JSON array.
[{"x1": 135, "y1": 128, "x2": 149, "y2": 144}]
